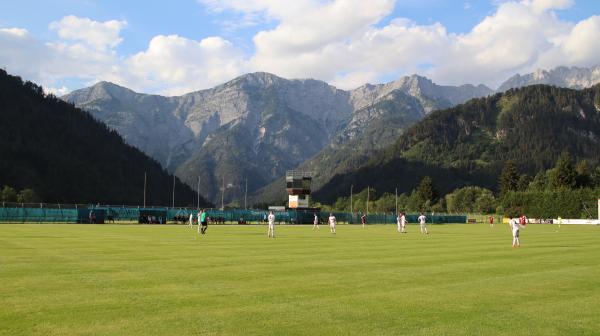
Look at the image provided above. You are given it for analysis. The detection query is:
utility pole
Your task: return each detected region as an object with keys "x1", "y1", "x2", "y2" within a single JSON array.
[
  {"x1": 172, "y1": 175, "x2": 175, "y2": 208},
  {"x1": 244, "y1": 177, "x2": 248, "y2": 210},
  {"x1": 196, "y1": 176, "x2": 200, "y2": 209},
  {"x1": 143, "y1": 171, "x2": 147, "y2": 208},
  {"x1": 221, "y1": 177, "x2": 225, "y2": 210}
]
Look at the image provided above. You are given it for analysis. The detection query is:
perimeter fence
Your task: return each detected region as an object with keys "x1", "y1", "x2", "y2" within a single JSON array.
[{"x1": 0, "y1": 202, "x2": 466, "y2": 224}]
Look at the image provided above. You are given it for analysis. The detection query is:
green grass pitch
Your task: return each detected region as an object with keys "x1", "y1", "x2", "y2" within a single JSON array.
[{"x1": 1, "y1": 223, "x2": 599, "y2": 335}]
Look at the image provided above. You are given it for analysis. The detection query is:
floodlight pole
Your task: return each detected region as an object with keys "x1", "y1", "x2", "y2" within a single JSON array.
[
  {"x1": 143, "y1": 171, "x2": 147, "y2": 208},
  {"x1": 350, "y1": 184, "x2": 353, "y2": 214},
  {"x1": 221, "y1": 177, "x2": 225, "y2": 210},
  {"x1": 366, "y1": 186, "x2": 369, "y2": 216},
  {"x1": 196, "y1": 176, "x2": 200, "y2": 209},
  {"x1": 244, "y1": 177, "x2": 248, "y2": 210},
  {"x1": 395, "y1": 187, "x2": 398, "y2": 215},
  {"x1": 172, "y1": 175, "x2": 175, "y2": 208}
]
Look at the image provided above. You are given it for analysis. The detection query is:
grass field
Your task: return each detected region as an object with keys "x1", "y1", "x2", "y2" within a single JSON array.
[{"x1": 1, "y1": 223, "x2": 599, "y2": 335}]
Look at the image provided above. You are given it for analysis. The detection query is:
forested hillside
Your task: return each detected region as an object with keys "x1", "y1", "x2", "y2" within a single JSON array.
[
  {"x1": 0, "y1": 70, "x2": 211, "y2": 206},
  {"x1": 315, "y1": 85, "x2": 600, "y2": 203}
]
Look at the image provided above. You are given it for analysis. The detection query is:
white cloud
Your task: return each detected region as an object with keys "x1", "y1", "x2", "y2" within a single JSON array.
[
  {"x1": 331, "y1": 71, "x2": 380, "y2": 90},
  {"x1": 46, "y1": 86, "x2": 70, "y2": 96},
  {"x1": 200, "y1": 0, "x2": 311, "y2": 20},
  {"x1": 234, "y1": 0, "x2": 599, "y2": 89},
  {"x1": 240, "y1": 0, "x2": 396, "y2": 84},
  {"x1": 560, "y1": 15, "x2": 600, "y2": 66},
  {"x1": 429, "y1": 1, "x2": 575, "y2": 86},
  {"x1": 0, "y1": 17, "x2": 123, "y2": 94},
  {"x1": 525, "y1": 0, "x2": 574, "y2": 14},
  {"x1": 49, "y1": 15, "x2": 127, "y2": 51},
  {"x1": 123, "y1": 34, "x2": 247, "y2": 95},
  {"x1": 0, "y1": 28, "x2": 48, "y2": 82},
  {"x1": 0, "y1": 27, "x2": 29, "y2": 37},
  {"x1": 204, "y1": 0, "x2": 598, "y2": 89},
  {"x1": 2, "y1": 1, "x2": 600, "y2": 95},
  {"x1": 425, "y1": 0, "x2": 600, "y2": 86}
]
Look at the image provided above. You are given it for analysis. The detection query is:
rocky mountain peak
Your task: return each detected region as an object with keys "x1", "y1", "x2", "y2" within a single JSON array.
[
  {"x1": 498, "y1": 65, "x2": 600, "y2": 92},
  {"x1": 227, "y1": 72, "x2": 286, "y2": 88}
]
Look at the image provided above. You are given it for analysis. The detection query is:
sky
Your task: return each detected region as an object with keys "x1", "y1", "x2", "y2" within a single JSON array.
[{"x1": 0, "y1": 0, "x2": 599, "y2": 96}]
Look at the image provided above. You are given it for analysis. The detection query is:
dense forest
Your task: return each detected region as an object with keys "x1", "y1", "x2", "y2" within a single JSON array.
[
  {"x1": 0, "y1": 70, "x2": 211, "y2": 206},
  {"x1": 314, "y1": 84, "x2": 600, "y2": 204}
]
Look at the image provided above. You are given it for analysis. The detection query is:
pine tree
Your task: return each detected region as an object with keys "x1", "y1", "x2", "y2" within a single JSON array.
[
  {"x1": 592, "y1": 166, "x2": 600, "y2": 188},
  {"x1": 529, "y1": 171, "x2": 547, "y2": 191},
  {"x1": 517, "y1": 174, "x2": 531, "y2": 191},
  {"x1": 416, "y1": 176, "x2": 437, "y2": 205},
  {"x1": 499, "y1": 160, "x2": 519, "y2": 195},
  {"x1": 554, "y1": 152, "x2": 577, "y2": 189},
  {"x1": 575, "y1": 160, "x2": 591, "y2": 188}
]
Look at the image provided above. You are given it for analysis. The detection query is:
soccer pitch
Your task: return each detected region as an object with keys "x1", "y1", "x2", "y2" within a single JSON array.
[{"x1": 1, "y1": 224, "x2": 599, "y2": 335}]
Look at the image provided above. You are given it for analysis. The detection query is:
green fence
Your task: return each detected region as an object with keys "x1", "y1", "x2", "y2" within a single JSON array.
[
  {"x1": 0, "y1": 203, "x2": 466, "y2": 224},
  {"x1": 0, "y1": 207, "x2": 79, "y2": 223}
]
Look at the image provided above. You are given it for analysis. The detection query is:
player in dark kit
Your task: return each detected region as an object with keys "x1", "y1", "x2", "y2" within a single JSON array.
[{"x1": 200, "y1": 210, "x2": 208, "y2": 234}]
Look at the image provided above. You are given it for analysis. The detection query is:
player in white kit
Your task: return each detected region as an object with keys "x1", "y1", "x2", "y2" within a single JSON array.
[
  {"x1": 397, "y1": 212, "x2": 408, "y2": 233},
  {"x1": 418, "y1": 212, "x2": 428, "y2": 234},
  {"x1": 188, "y1": 212, "x2": 194, "y2": 228},
  {"x1": 313, "y1": 213, "x2": 319, "y2": 230},
  {"x1": 328, "y1": 213, "x2": 336, "y2": 234},
  {"x1": 267, "y1": 211, "x2": 275, "y2": 238},
  {"x1": 511, "y1": 217, "x2": 525, "y2": 247}
]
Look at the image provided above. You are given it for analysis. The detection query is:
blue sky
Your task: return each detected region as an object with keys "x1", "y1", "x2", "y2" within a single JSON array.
[{"x1": 1, "y1": 0, "x2": 599, "y2": 95}]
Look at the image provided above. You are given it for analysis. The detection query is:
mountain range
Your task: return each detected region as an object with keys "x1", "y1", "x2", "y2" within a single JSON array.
[
  {"x1": 64, "y1": 72, "x2": 493, "y2": 205},
  {"x1": 62, "y1": 65, "x2": 600, "y2": 205}
]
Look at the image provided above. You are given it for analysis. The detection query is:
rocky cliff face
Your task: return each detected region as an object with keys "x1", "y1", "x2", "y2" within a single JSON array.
[
  {"x1": 498, "y1": 65, "x2": 600, "y2": 92},
  {"x1": 351, "y1": 75, "x2": 493, "y2": 113},
  {"x1": 64, "y1": 72, "x2": 493, "y2": 205}
]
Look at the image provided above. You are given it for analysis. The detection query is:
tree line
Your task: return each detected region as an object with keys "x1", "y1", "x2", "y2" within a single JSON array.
[
  {"x1": 1, "y1": 185, "x2": 40, "y2": 203},
  {"x1": 321, "y1": 151, "x2": 600, "y2": 218}
]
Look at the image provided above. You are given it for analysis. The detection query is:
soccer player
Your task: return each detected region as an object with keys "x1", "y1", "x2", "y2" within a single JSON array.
[
  {"x1": 400, "y1": 212, "x2": 408, "y2": 233},
  {"x1": 510, "y1": 217, "x2": 525, "y2": 247},
  {"x1": 329, "y1": 213, "x2": 336, "y2": 234},
  {"x1": 418, "y1": 212, "x2": 428, "y2": 234},
  {"x1": 200, "y1": 210, "x2": 208, "y2": 234},
  {"x1": 489, "y1": 216, "x2": 494, "y2": 227},
  {"x1": 557, "y1": 216, "x2": 562, "y2": 230},
  {"x1": 396, "y1": 212, "x2": 402, "y2": 233},
  {"x1": 197, "y1": 210, "x2": 203, "y2": 234},
  {"x1": 520, "y1": 215, "x2": 528, "y2": 226},
  {"x1": 267, "y1": 211, "x2": 275, "y2": 238},
  {"x1": 361, "y1": 213, "x2": 366, "y2": 228},
  {"x1": 189, "y1": 212, "x2": 194, "y2": 228},
  {"x1": 313, "y1": 213, "x2": 319, "y2": 230}
]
